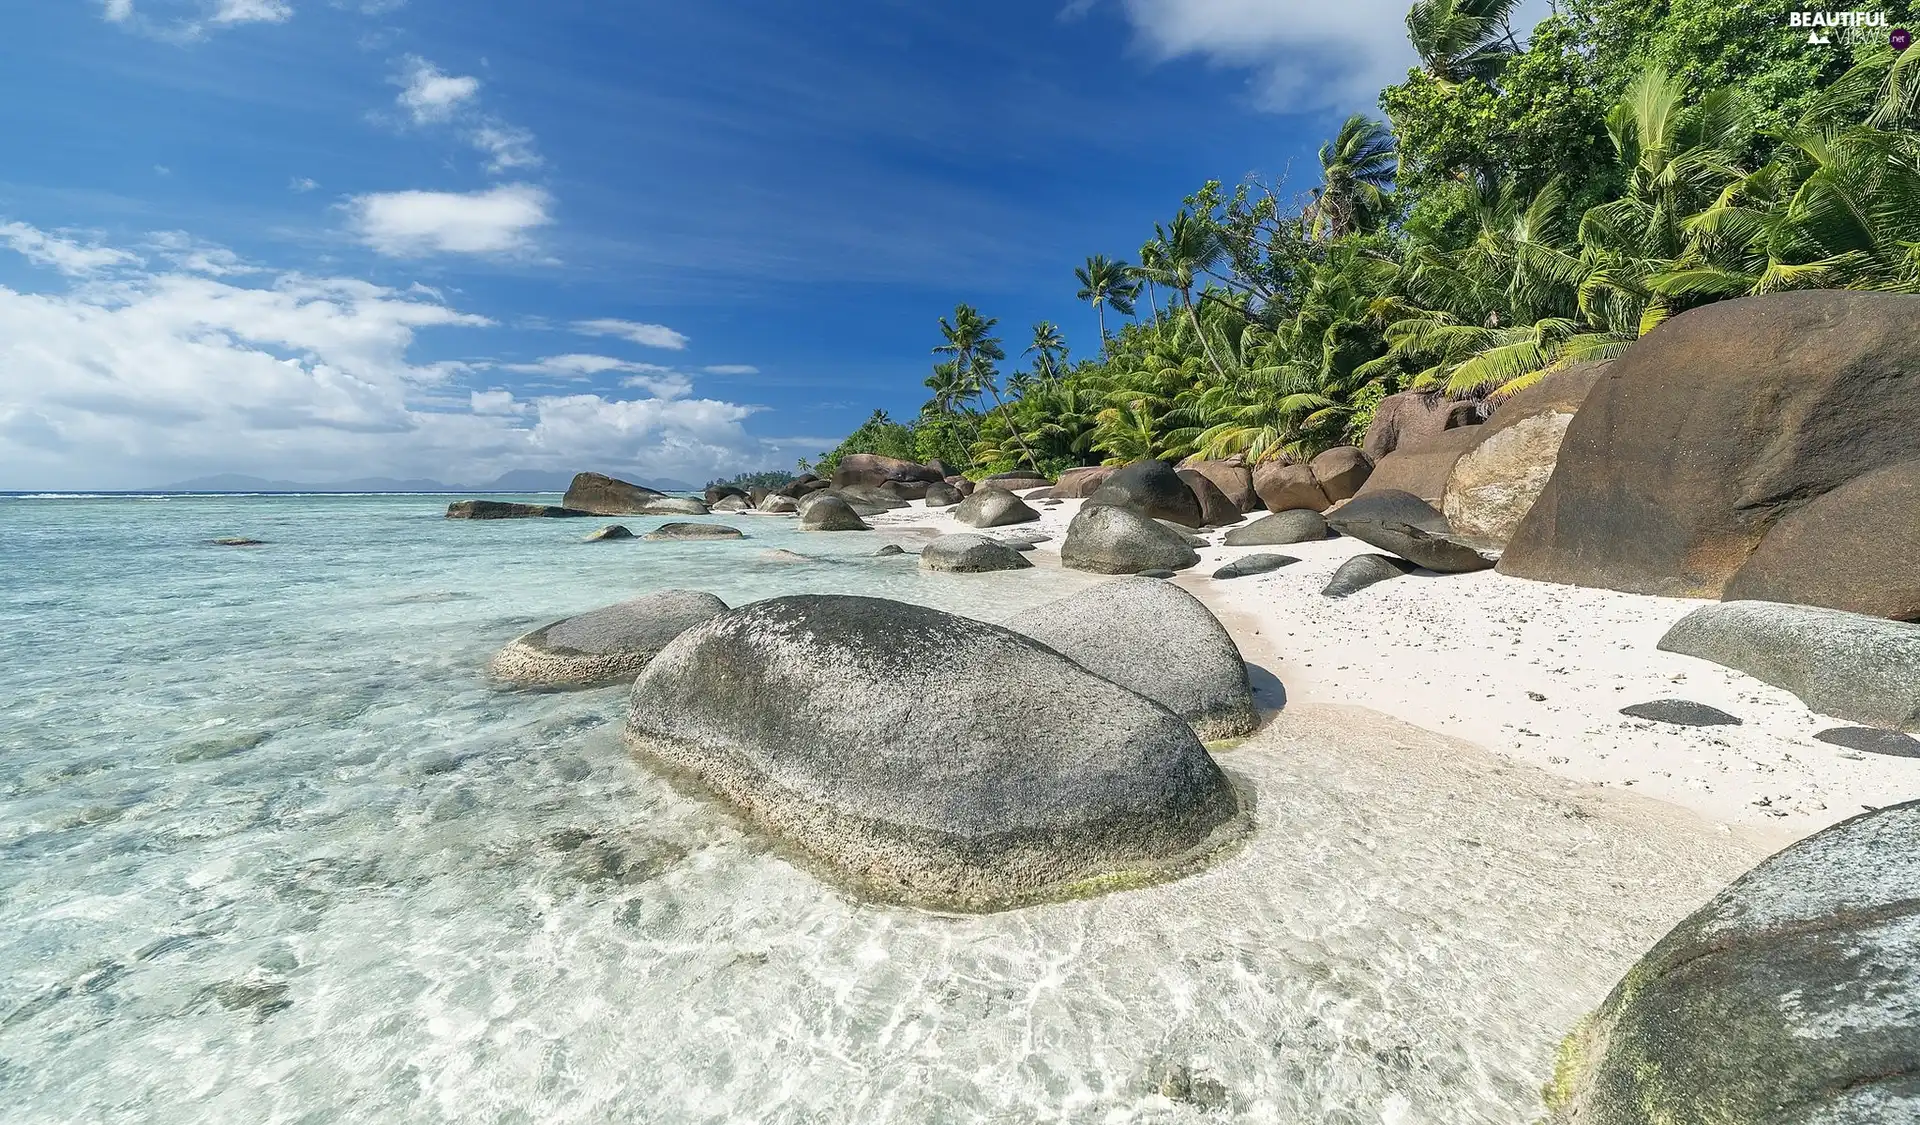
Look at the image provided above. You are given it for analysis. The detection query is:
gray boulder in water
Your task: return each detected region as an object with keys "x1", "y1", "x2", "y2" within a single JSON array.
[
  {"x1": 1061, "y1": 505, "x2": 1200, "y2": 574},
  {"x1": 797, "y1": 495, "x2": 871, "y2": 532},
  {"x1": 1659, "y1": 601, "x2": 1920, "y2": 730},
  {"x1": 1326, "y1": 489, "x2": 1494, "y2": 573},
  {"x1": 1015, "y1": 577, "x2": 1257, "y2": 740},
  {"x1": 446, "y1": 500, "x2": 589, "y2": 520},
  {"x1": 919, "y1": 533, "x2": 1034, "y2": 573},
  {"x1": 1546, "y1": 799, "x2": 1920, "y2": 1125},
  {"x1": 635, "y1": 496, "x2": 711, "y2": 516},
  {"x1": 624, "y1": 595, "x2": 1246, "y2": 911},
  {"x1": 644, "y1": 522, "x2": 745, "y2": 541},
  {"x1": 1223, "y1": 510, "x2": 1328, "y2": 546},
  {"x1": 1322, "y1": 553, "x2": 1418, "y2": 598},
  {"x1": 952, "y1": 485, "x2": 1039, "y2": 528},
  {"x1": 488, "y1": 590, "x2": 730, "y2": 689},
  {"x1": 585, "y1": 524, "x2": 634, "y2": 541}
]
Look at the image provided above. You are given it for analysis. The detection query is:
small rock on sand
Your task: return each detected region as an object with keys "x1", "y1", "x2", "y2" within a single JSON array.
[
  {"x1": 1618, "y1": 699, "x2": 1743, "y2": 726},
  {"x1": 1813, "y1": 727, "x2": 1920, "y2": 757},
  {"x1": 1212, "y1": 554, "x2": 1299, "y2": 580}
]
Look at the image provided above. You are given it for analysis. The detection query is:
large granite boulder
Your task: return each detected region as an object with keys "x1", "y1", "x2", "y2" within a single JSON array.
[
  {"x1": 488, "y1": 590, "x2": 728, "y2": 689},
  {"x1": 1061, "y1": 505, "x2": 1200, "y2": 574},
  {"x1": 644, "y1": 522, "x2": 744, "y2": 541},
  {"x1": 1658, "y1": 601, "x2": 1920, "y2": 730},
  {"x1": 562, "y1": 472, "x2": 665, "y2": 515},
  {"x1": 982, "y1": 471, "x2": 1051, "y2": 493},
  {"x1": 623, "y1": 595, "x2": 1246, "y2": 910},
  {"x1": 797, "y1": 495, "x2": 871, "y2": 532},
  {"x1": 1546, "y1": 799, "x2": 1920, "y2": 1125},
  {"x1": 704, "y1": 484, "x2": 747, "y2": 506},
  {"x1": 447, "y1": 500, "x2": 589, "y2": 519},
  {"x1": 1442, "y1": 362, "x2": 1607, "y2": 547},
  {"x1": 1086, "y1": 459, "x2": 1206, "y2": 527},
  {"x1": 876, "y1": 479, "x2": 930, "y2": 501},
  {"x1": 832, "y1": 454, "x2": 943, "y2": 492},
  {"x1": 798, "y1": 490, "x2": 890, "y2": 518},
  {"x1": 1360, "y1": 391, "x2": 1483, "y2": 461},
  {"x1": 1500, "y1": 293, "x2": 1920, "y2": 597},
  {"x1": 1176, "y1": 469, "x2": 1244, "y2": 527},
  {"x1": 922, "y1": 481, "x2": 963, "y2": 507},
  {"x1": 635, "y1": 497, "x2": 710, "y2": 516},
  {"x1": 923, "y1": 458, "x2": 961, "y2": 479},
  {"x1": 1252, "y1": 461, "x2": 1330, "y2": 514},
  {"x1": 1015, "y1": 577, "x2": 1257, "y2": 740},
  {"x1": 757, "y1": 493, "x2": 799, "y2": 514},
  {"x1": 1053, "y1": 466, "x2": 1116, "y2": 498},
  {"x1": 1353, "y1": 426, "x2": 1489, "y2": 506},
  {"x1": 952, "y1": 486, "x2": 1040, "y2": 528},
  {"x1": 1308, "y1": 446, "x2": 1374, "y2": 502},
  {"x1": 1177, "y1": 457, "x2": 1260, "y2": 512},
  {"x1": 1326, "y1": 490, "x2": 1495, "y2": 573},
  {"x1": 773, "y1": 474, "x2": 831, "y2": 499},
  {"x1": 835, "y1": 486, "x2": 910, "y2": 510},
  {"x1": 1223, "y1": 509, "x2": 1327, "y2": 546},
  {"x1": 711, "y1": 495, "x2": 751, "y2": 513},
  {"x1": 919, "y1": 533, "x2": 1034, "y2": 573},
  {"x1": 1722, "y1": 459, "x2": 1920, "y2": 621}
]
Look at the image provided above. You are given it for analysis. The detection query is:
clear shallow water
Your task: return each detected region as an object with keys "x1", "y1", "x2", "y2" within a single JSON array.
[{"x1": 0, "y1": 496, "x2": 1753, "y2": 1124}]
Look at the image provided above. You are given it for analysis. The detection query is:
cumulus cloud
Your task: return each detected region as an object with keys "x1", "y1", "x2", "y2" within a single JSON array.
[
  {"x1": 0, "y1": 222, "x2": 142, "y2": 276},
  {"x1": 702, "y1": 364, "x2": 760, "y2": 375},
  {"x1": 572, "y1": 318, "x2": 689, "y2": 350},
  {"x1": 1114, "y1": 0, "x2": 1422, "y2": 109},
  {"x1": 103, "y1": 0, "x2": 135, "y2": 22},
  {"x1": 346, "y1": 184, "x2": 553, "y2": 256},
  {"x1": 211, "y1": 0, "x2": 291, "y2": 24},
  {"x1": 99, "y1": 0, "x2": 296, "y2": 38},
  {"x1": 396, "y1": 56, "x2": 480, "y2": 124},
  {"x1": 0, "y1": 221, "x2": 792, "y2": 488}
]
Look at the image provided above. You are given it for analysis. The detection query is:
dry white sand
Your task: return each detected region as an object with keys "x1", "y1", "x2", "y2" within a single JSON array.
[{"x1": 870, "y1": 491, "x2": 1920, "y2": 846}]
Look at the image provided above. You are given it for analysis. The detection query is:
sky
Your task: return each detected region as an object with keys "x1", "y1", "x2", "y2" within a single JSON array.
[{"x1": 0, "y1": 0, "x2": 1473, "y2": 489}]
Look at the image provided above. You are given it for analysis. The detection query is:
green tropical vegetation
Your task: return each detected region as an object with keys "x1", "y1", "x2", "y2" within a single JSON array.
[{"x1": 812, "y1": 1, "x2": 1920, "y2": 477}]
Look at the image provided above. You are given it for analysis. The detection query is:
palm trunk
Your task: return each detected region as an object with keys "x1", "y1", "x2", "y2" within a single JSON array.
[
  {"x1": 1183, "y1": 288, "x2": 1228, "y2": 380},
  {"x1": 1146, "y1": 280, "x2": 1160, "y2": 319},
  {"x1": 1096, "y1": 303, "x2": 1107, "y2": 342}
]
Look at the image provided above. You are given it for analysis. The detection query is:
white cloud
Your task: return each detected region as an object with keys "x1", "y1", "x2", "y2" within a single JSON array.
[
  {"x1": 1115, "y1": 0, "x2": 1417, "y2": 109},
  {"x1": 396, "y1": 56, "x2": 480, "y2": 124},
  {"x1": 0, "y1": 221, "x2": 787, "y2": 488},
  {"x1": 102, "y1": 0, "x2": 135, "y2": 21},
  {"x1": 290, "y1": 177, "x2": 319, "y2": 193},
  {"x1": 702, "y1": 364, "x2": 759, "y2": 376},
  {"x1": 500, "y1": 354, "x2": 694, "y2": 399},
  {"x1": 347, "y1": 184, "x2": 553, "y2": 256},
  {"x1": 471, "y1": 123, "x2": 541, "y2": 173},
  {"x1": 573, "y1": 318, "x2": 689, "y2": 350},
  {"x1": 211, "y1": 0, "x2": 292, "y2": 24},
  {"x1": 0, "y1": 222, "x2": 142, "y2": 276}
]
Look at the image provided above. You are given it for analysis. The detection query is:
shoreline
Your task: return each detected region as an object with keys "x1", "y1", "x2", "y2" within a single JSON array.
[{"x1": 870, "y1": 492, "x2": 1920, "y2": 848}]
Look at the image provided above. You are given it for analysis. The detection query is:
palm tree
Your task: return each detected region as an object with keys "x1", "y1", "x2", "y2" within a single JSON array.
[
  {"x1": 1404, "y1": 0, "x2": 1522, "y2": 85},
  {"x1": 1137, "y1": 210, "x2": 1230, "y2": 379},
  {"x1": 1074, "y1": 254, "x2": 1138, "y2": 341},
  {"x1": 1133, "y1": 237, "x2": 1166, "y2": 318},
  {"x1": 922, "y1": 361, "x2": 973, "y2": 417},
  {"x1": 1026, "y1": 321, "x2": 1068, "y2": 384},
  {"x1": 934, "y1": 304, "x2": 1038, "y2": 469},
  {"x1": 1304, "y1": 114, "x2": 1397, "y2": 241}
]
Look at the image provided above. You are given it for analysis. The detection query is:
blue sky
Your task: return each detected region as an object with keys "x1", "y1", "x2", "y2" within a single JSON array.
[{"x1": 0, "y1": 0, "x2": 1453, "y2": 488}]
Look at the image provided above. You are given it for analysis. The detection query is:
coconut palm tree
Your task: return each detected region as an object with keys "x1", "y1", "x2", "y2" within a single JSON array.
[
  {"x1": 1304, "y1": 114, "x2": 1398, "y2": 241},
  {"x1": 1404, "y1": 0, "x2": 1522, "y2": 85},
  {"x1": 1025, "y1": 321, "x2": 1068, "y2": 385},
  {"x1": 1136, "y1": 210, "x2": 1231, "y2": 379},
  {"x1": 934, "y1": 304, "x2": 1038, "y2": 469},
  {"x1": 1132, "y1": 237, "x2": 1166, "y2": 318},
  {"x1": 1074, "y1": 254, "x2": 1138, "y2": 341}
]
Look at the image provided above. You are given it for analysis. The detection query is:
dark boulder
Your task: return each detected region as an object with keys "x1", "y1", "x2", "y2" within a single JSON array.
[
  {"x1": 747, "y1": 487, "x2": 770, "y2": 507},
  {"x1": 704, "y1": 484, "x2": 747, "y2": 506},
  {"x1": 1501, "y1": 293, "x2": 1920, "y2": 597},
  {"x1": 1061, "y1": 505, "x2": 1200, "y2": 575},
  {"x1": 835, "y1": 486, "x2": 910, "y2": 510},
  {"x1": 623, "y1": 595, "x2": 1246, "y2": 911},
  {"x1": 876, "y1": 479, "x2": 930, "y2": 501},
  {"x1": 923, "y1": 458, "x2": 960, "y2": 479},
  {"x1": 585, "y1": 524, "x2": 634, "y2": 541},
  {"x1": 1212, "y1": 554, "x2": 1299, "y2": 580},
  {"x1": 1546, "y1": 800, "x2": 1920, "y2": 1124},
  {"x1": 982, "y1": 471, "x2": 1051, "y2": 493},
  {"x1": 1723, "y1": 458, "x2": 1920, "y2": 621},
  {"x1": 943, "y1": 475, "x2": 976, "y2": 497},
  {"x1": 873, "y1": 544, "x2": 905, "y2": 557},
  {"x1": 1015, "y1": 577, "x2": 1257, "y2": 740},
  {"x1": 831, "y1": 454, "x2": 944, "y2": 492},
  {"x1": 1053, "y1": 466, "x2": 1116, "y2": 498},
  {"x1": 1252, "y1": 461, "x2": 1330, "y2": 514},
  {"x1": 562, "y1": 472, "x2": 665, "y2": 515},
  {"x1": 1618, "y1": 699, "x2": 1743, "y2": 726},
  {"x1": 1177, "y1": 469, "x2": 1244, "y2": 527},
  {"x1": 1658, "y1": 601, "x2": 1920, "y2": 730},
  {"x1": 952, "y1": 486, "x2": 1040, "y2": 528},
  {"x1": 918, "y1": 533, "x2": 1034, "y2": 573},
  {"x1": 922, "y1": 481, "x2": 964, "y2": 507},
  {"x1": 1223, "y1": 509, "x2": 1328, "y2": 546},
  {"x1": 1326, "y1": 489, "x2": 1494, "y2": 573},
  {"x1": 1322, "y1": 554, "x2": 1418, "y2": 598},
  {"x1": 1177, "y1": 457, "x2": 1260, "y2": 512},
  {"x1": 644, "y1": 522, "x2": 745, "y2": 541},
  {"x1": 447, "y1": 500, "x2": 589, "y2": 519},
  {"x1": 1086, "y1": 459, "x2": 1206, "y2": 527},
  {"x1": 210, "y1": 537, "x2": 265, "y2": 546},
  {"x1": 773, "y1": 474, "x2": 831, "y2": 499},
  {"x1": 797, "y1": 496, "x2": 871, "y2": 532},
  {"x1": 1814, "y1": 727, "x2": 1920, "y2": 757},
  {"x1": 489, "y1": 590, "x2": 728, "y2": 689}
]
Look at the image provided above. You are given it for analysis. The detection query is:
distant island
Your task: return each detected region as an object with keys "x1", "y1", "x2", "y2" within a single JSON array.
[{"x1": 152, "y1": 470, "x2": 697, "y2": 494}]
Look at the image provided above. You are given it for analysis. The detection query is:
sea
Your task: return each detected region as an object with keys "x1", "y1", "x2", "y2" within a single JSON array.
[{"x1": 0, "y1": 493, "x2": 1743, "y2": 1124}]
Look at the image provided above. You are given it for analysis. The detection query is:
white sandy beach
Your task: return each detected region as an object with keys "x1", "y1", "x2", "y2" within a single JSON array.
[{"x1": 870, "y1": 493, "x2": 1920, "y2": 847}]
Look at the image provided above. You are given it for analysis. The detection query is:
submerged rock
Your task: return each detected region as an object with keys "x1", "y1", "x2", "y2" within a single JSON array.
[
  {"x1": 1618, "y1": 699, "x2": 1743, "y2": 726},
  {"x1": 919, "y1": 533, "x2": 1033, "y2": 573},
  {"x1": 1322, "y1": 554, "x2": 1419, "y2": 598},
  {"x1": 1659, "y1": 601, "x2": 1920, "y2": 730},
  {"x1": 585, "y1": 524, "x2": 635, "y2": 541},
  {"x1": 1015, "y1": 577, "x2": 1257, "y2": 740},
  {"x1": 1547, "y1": 799, "x2": 1920, "y2": 1124},
  {"x1": 1060, "y1": 505, "x2": 1200, "y2": 574},
  {"x1": 489, "y1": 590, "x2": 729, "y2": 690},
  {"x1": 643, "y1": 522, "x2": 745, "y2": 541},
  {"x1": 624, "y1": 595, "x2": 1245, "y2": 911},
  {"x1": 210, "y1": 537, "x2": 266, "y2": 547},
  {"x1": 446, "y1": 500, "x2": 590, "y2": 519},
  {"x1": 873, "y1": 544, "x2": 905, "y2": 557}
]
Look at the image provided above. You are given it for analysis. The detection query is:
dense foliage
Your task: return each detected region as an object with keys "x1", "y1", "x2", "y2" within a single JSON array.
[{"x1": 815, "y1": 1, "x2": 1920, "y2": 476}]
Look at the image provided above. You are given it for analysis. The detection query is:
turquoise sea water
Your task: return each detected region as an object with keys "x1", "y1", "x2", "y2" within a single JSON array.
[{"x1": 1, "y1": 494, "x2": 1747, "y2": 1124}]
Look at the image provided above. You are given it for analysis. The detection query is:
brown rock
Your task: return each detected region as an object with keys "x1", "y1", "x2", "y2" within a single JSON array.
[
  {"x1": 1441, "y1": 363, "x2": 1605, "y2": 546},
  {"x1": 1307, "y1": 446, "x2": 1373, "y2": 502},
  {"x1": 562, "y1": 472, "x2": 664, "y2": 515},
  {"x1": 1053, "y1": 466, "x2": 1116, "y2": 498},
  {"x1": 832, "y1": 454, "x2": 943, "y2": 492},
  {"x1": 944, "y1": 475, "x2": 975, "y2": 497},
  {"x1": 1724, "y1": 459, "x2": 1920, "y2": 620},
  {"x1": 1500, "y1": 292, "x2": 1920, "y2": 597},
  {"x1": 1176, "y1": 469, "x2": 1243, "y2": 527},
  {"x1": 1252, "y1": 461, "x2": 1330, "y2": 514},
  {"x1": 1354, "y1": 427, "x2": 1487, "y2": 506},
  {"x1": 1361, "y1": 392, "x2": 1483, "y2": 460},
  {"x1": 1180, "y1": 459, "x2": 1259, "y2": 512}
]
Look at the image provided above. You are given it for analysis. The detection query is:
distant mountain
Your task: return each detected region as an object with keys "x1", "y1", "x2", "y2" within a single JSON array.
[{"x1": 155, "y1": 470, "x2": 698, "y2": 493}]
